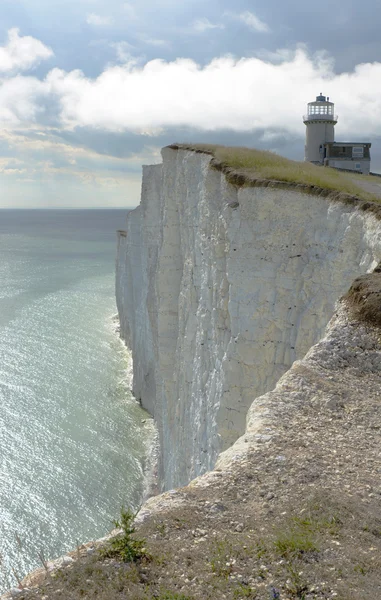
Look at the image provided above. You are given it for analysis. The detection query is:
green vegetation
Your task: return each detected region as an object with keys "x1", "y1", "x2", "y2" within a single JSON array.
[
  {"x1": 269, "y1": 505, "x2": 345, "y2": 599},
  {"x1": 156, "y1": 592, "x2": 194, "y2": 600},
  {"x1": 274, "y1": 526, "x2": 318, "y2": 559},
  {"x1": 210, "y1": 541, "x2": 230, "y2": 578},
  {"x1": 232, "y1": 583, "x2": 257, "y2": 598},
  {"x1": 102, "y1": 508, "x2": 147, "y2": 563},
  {"x1": 273, "y1": 511, "x2": 341, "y2": 559},
  {"x1": 209, "y1": 538, "x2": 234, "y2": 578},
  {"x1": 171, "y1": 143, "x2": 381, "y2": 203}
]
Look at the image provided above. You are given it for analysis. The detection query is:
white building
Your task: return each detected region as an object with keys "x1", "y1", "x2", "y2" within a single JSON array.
[{"x1": 303, "y1": 94, "x2": 371, "y2": 175}]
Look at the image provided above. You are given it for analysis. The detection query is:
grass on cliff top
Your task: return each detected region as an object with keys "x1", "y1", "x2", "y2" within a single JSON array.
[{"x1": 172, "y1": 143, "x2": 381, "y2": 204}]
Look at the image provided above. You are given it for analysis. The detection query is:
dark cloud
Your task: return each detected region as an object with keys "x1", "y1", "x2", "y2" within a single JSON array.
[
  {"x1": 46, "y1": 125, "x2": 300, "y2": 160},
  {"x1": 20, "y1": 123, "x2": 381, "y2": 174}
]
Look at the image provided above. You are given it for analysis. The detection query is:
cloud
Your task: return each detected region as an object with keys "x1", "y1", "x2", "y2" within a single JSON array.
[
  {"x1": 225, "y1": 10, "x2": 270, "y2": 33},
  {"x1": 192, "y1": 18, "x2": 225, "y2": 33},
  {"x1": 111, "y1": 41, "x2": 136, "y2": 63},
  {"x1": 122, "y1": 3, "x2": 137, "y2": 19},
  {"x1": 255, "y1": 48, "x2": 298, "y2": 63},
  {"x1": 137, "y1": 35, "x2": 170, "y2": 47},
  {"x1": 41, "y1": 48, "x2": 381, "y2": 137},
  {"x1": 0, "y1": 76, "x2": 49, "y2": 125},
  {"x1": 3, "y1": 46, "x2": 381, "y2": 142},
  {"x1": 0, "y1": 127, "x2": 159, "y2": 206},
  {"x1": 0, "y1": 28, "x2": 53, "y2": 73},
  {"x1": 0, "y1": 127, "x2": 162, "y2": 174},
  {"x1": 86, "y1": 13, "x2": 113, "y2": 26}
]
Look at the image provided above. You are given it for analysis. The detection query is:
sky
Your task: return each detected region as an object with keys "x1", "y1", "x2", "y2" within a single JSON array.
[{"x1": 1, "y1": 0, "x2": 381, "y2": 207}]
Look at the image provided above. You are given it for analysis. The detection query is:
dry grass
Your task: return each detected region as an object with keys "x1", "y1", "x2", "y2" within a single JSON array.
[
  {"x1": 19, "y1": 491, "x2": 381, "y2": 600},
  {"x1": 170, "y1": 144, "x2": 381, "y2": 204}
]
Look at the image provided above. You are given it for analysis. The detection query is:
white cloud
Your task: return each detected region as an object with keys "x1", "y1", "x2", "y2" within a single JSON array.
[
  {"x1": 225, "y1": 10, "x2": 270, "y2": 33},
  {"x1": 3, "y1": 47, "x2": 381, "y2": 141},
  {"x1": 0, "y1": 76, "x2": 49, "y2": 125},
  {"x1": 192, "y1": 18, "x2": 225, "y2": 33},
  {"x1": 239, "y1": 11, "x2": 270, "y2": 32},
  {"x1": 39, "y1": 49, "x2": 381, "y2": 138},
  {"x1": 137, "y1": 35, "x2": 170, "y2": 47},
  {"x1": 255, "y1": 48, "x2": 297, "y2": 63},
  {"x1": 86, "y1": 13, "x2": 113, "y2": 26},
  {"x1": 122, "y1": 3, "x2": 137, "y2": 19},
  {"x1": 111, "y1": 41, "x2": 136, "y2": 63},
  {"x1": 0, "y1": 28, "x2": 53, "y2": 73}
]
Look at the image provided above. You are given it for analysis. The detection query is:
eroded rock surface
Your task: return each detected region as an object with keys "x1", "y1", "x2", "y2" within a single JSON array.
[{"x1": 344, "y1": 269, "x2": 381, "y2": 327}]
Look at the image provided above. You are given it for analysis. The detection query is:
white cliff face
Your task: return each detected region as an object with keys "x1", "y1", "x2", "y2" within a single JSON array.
[
  {"x1": 116, "y1": 147, "x2": 381, "y2": 490},
  {"x1": 116, "y1": 164, "x2": 162, "y2": 419}
]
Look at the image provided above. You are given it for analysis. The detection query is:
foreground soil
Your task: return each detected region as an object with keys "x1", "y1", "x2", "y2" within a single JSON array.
[{"x1": 3, "y1": 281, "x2": 381, "y2": 600}]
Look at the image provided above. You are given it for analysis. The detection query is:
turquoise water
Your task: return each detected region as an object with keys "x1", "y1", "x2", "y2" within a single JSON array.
[{"x1": 0, "y1": 209, "x2": 150, "y2": 592}]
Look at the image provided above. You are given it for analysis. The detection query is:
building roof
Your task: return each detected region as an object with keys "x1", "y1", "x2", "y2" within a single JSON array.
[{"x1": 325, "y1": 142, "x2": 371, "y2": 147}]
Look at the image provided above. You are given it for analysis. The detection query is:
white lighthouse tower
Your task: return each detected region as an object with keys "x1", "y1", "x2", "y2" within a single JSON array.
[
  {"x1": 303, "y1": 93, "x2": 337, "y2": 163},
  {"x1": 303, "y1": 93, "x2": 371, "y2": 173}
]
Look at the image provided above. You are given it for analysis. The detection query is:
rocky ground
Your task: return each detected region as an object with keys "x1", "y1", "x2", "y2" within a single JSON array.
[{"x1": 2, "y1": 271, "x2": 381, "y2": 600}]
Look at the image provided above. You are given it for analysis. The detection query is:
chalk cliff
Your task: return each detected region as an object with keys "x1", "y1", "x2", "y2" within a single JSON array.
[{"x1": 116, "y1": 146, "x2": 381, "y2": 491}]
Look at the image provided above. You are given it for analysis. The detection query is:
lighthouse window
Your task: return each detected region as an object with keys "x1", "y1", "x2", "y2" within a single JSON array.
[
  {"x1": 352, "y1": 146, "x2": 364, "y2": 157},
  {"x1": 309, "y1": 105, "x2": 329, "y2": 115}
]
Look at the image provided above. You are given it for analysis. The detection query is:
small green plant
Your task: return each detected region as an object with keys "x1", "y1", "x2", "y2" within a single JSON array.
[
  {"x1": 233, "y1": 582, "x2": 257, "y2": 598},
  {"x1": 155, "y1": 521, "x2": 166, "y2": 535},
  {"x1": 210, "y1": 538, "x2": 234, "y2": 578},
  {"x1": 274, "y1": 527, "x2": 317, "y2": 559},
  {"x1": 255, "y1": 541, "x2": 268, "y2": 560},
  {"x1": 354, "y1": 563, "x2": 369, "y2": 576},
  {"x1": 102, "y1": 508, "x2": 146, "y2": 563},
  {"x1": 273, "y1": 511, "x2": 333, "y2": 560},
  {"x1": 284, "y1": 562, "x2": 309, "y2": 598}
]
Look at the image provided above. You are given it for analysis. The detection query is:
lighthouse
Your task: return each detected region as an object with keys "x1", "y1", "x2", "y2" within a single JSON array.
[
  {"x1": 303, "y1": 94, "x2": 371, "y2": 174},
  {"x1": 303, "y1": 93, "x2": 337, "y2": 163}
]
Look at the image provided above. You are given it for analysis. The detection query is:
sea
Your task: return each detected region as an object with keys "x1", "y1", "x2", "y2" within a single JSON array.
[{"x1": 0, "y1": 209, "x2": 152, "y2": 592}]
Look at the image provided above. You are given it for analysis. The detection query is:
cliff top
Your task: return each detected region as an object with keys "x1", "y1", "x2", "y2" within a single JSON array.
[{"x1": 168, "y1": 143, "x2": 381, "y2": 211}]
